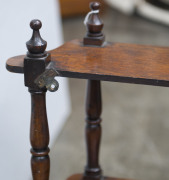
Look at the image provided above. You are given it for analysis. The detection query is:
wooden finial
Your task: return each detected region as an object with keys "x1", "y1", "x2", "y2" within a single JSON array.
[
  {"x1": 24, "y1": 19, "x2": 52, "y2": 90},
  {"x1": 26, "y1": 19, "x2": 47, "y2": 56},
  {"x1": 83, "y1": 2, "x2": 105, "y2": 46}
]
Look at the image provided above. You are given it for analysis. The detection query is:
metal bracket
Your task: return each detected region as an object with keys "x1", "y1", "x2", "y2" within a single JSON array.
[{"x1": 34, "y1": 66, "x2": 59, "y2": 92}]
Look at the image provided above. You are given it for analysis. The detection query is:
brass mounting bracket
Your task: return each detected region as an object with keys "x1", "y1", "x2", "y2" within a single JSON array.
[{"x1": 34, "y1": 65, "x2": 59, "y2": 92}]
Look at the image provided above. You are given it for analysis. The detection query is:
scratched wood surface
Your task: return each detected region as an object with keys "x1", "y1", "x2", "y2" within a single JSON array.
[{"x1": 6, "y1": 39, "x2": 169, "y2": 87}]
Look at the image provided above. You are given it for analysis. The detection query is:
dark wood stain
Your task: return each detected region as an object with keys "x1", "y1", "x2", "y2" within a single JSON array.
[
  {"x1": 83, "y1": 80, "x2": 102, "y2": 179},
  {"x1": 6, "y1": 5, "x2": 168, "y2": 179},
  {"x1": 25, "y1": 19, "x2": 50, "y2": 180},
  {"x1": 29, "y1": 89, "x2": 50, "y2": 180},
  {"x1": 6, "y1": 39, "x2": 169, "y2": 87},
  {"x1": 6, "y1": 55, "x2": 24, "y2": 73},
  {"x1": 83, "y1": 2, "x2": 105, "y2": 46}
]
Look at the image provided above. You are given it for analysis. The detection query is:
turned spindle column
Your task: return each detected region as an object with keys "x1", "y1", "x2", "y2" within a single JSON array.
[
  {"x1": 83, "y1": 2, "x2": 105, "y2": 180},
  {"x1": 24, "y1": 19, "x2": 51, "y2": 180},
  {"x1": 30, "y1": 89, "x2": 50, "y2": 180},
  {"x1": 84, "y1": 80, "x2": 102, "y2": 180}
]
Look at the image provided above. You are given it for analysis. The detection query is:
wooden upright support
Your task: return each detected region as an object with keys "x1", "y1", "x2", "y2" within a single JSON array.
[
  {"x1": 84, "y1": 80, "x2": 102, "y2": 180},
  {"x1": 83, "y1": 2, "x2": 104, "y2": 179},
  {"x1": 30, "y1": 89, "x2": 50, "y2": 180},
  {"x1": 7, "y1": 2, "x2": 151, "y2": 180},
  {"x1": 24, "y1": 19, "x2": 58, "y2": 180}
]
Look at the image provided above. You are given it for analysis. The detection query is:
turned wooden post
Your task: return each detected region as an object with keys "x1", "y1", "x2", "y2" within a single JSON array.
[
  {"x1": 83, "y1": 2, "x2": 105, "y2": 180},
  {"x1": 83, "y1": 1, "x2": 105, "y2": 46},
  {"x1": 24, "y1": 19, "x2": 54, "y2": 180},
  {"x1": 84, "y1": 80, "x2": 102, "y2": 180},
  {"x1": 30, "y1": 89, "x2": 50, "y2": 180}
]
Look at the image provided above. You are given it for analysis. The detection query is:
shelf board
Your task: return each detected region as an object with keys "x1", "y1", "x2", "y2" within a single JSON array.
[{"x1": 6, "y1": 39, "x2": 169, "y2": 87}]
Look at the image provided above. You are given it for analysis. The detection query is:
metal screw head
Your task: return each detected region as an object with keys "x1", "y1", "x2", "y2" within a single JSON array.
[{"x1": 46, "y1": 79, "x2": 59, "y2": 92}]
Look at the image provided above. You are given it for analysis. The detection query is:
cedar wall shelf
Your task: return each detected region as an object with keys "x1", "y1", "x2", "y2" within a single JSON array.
[
  {"x1": 6, "y1": 2, "x2": 168, "y2": 180},
  {"x1": 7, "y1": 39, "x2": 169, "y2": 87}
]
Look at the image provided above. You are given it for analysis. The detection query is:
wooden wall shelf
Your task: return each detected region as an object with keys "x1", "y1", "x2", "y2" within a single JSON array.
[
  {"x1": 7, "y1": 39, "x2": 169, "y2": 87},
  {"x1": 6, "y1": 2, "x2": 167, "y2": 179}
]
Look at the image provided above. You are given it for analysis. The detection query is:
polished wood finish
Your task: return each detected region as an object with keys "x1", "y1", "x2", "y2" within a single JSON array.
[
  {"x1": 25, "y1": 20, "x2": 51, "y2": 180},
  {"x1": 30, "y1": 89, "x2": 50, "y2": 180},
  {"x1": 67, "y1": 174, "x2": 132, "y2": 180},
  {"x1": 83, "y1": 2, "x2": 105, "y2": 46},
  {"x1": 26, "y1": 19, "x2": 47, "y2": 54},
  {"x1": 6, "y1": 55, "x2": 24, "y2": 73},
  {"x1": 84, "y1": 80, "x2": 102, "y2": 179},
  {"x1": 24, "y1": 53, "x2": 51, "y2": 89},
  {"x1": 6, "y1": 2, "x2": 168, "y2": 179},
  {"x1": 6, "y1": 39, "x2": 169, "y2": 87},
  {"x1": 24, "y1": 20, "x2": 51, "y2": 90}
]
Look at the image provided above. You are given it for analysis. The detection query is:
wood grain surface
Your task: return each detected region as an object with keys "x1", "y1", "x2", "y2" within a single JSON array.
[
  {"x1": 6, "y1": 55, "x2": 24, "y2": 73},
  {"x1": 6, "y1": 39, "x2": 169, "y2": 87}
]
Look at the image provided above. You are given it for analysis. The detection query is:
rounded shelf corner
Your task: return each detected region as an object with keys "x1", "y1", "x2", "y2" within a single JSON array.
[{"x1": 6, "y1": 55, "x2": 24, "y2": 74}]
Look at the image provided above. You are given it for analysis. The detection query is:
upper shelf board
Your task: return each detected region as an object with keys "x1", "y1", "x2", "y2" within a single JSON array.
[{"x1": 6, "y1": 39, "x2": 169, "y2": 87}]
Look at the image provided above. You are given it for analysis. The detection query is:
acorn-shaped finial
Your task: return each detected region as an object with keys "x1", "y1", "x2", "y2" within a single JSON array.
[
  {"x1": 83, "y1": 2, "x2": 105, "y2": 46},
  {"x1": 88, "y1": 2, "x2": 103, "y2": 33},
  {"x1": 90, "y1": 1, "x2": 100, "y2": 10},
  {"x1": 26, "y1": 19, "x2": 47, "y2": 55}
]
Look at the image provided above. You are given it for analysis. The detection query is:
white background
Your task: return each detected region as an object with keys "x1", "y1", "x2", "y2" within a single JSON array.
[{"x1": 0, "y1": 0, "x2": 70, "y2": 179}]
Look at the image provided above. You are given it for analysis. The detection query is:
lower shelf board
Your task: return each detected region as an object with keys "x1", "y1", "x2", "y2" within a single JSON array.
[{"x1": 67, "y1": 174, "x2": 132, "y2": 180}]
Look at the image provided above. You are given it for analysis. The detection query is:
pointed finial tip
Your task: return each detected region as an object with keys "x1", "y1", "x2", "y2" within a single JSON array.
[
  {"x1": 26, "y1": 19, "x2": 47, "y2": 55},
  {"x1": 30, "y1": 19, "x2": 42, "y2": 31},
  {"x1": 90, "y1": 2, "x2": 100, "y2": 10}
]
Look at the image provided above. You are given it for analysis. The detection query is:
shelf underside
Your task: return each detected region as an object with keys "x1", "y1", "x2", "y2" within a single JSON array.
[{"x1": 6, "y1": 39, "x2": 169, "y2": 87}]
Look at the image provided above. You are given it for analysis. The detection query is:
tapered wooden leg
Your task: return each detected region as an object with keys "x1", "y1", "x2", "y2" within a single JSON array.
[
  {"x1": 29, "y1": 89, "x2": 50, "y2": 180},
  {"x1": 83, "y1": 80, "x2": 103, "y2": 180}
]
